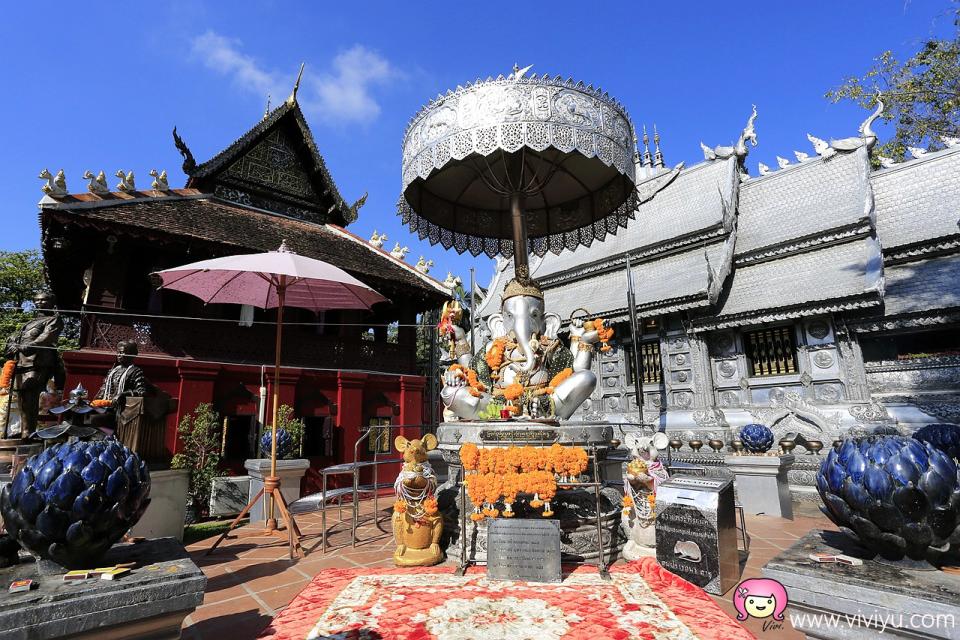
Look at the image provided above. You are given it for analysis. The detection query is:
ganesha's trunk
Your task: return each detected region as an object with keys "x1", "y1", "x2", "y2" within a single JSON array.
[{"x1": 514, "y1": 319, "x2": 538, "y2": 374}]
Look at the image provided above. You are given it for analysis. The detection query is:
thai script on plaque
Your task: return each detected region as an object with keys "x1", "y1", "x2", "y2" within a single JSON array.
[{"x1": 479, "y1": 429, "x2": 558, "y2": 443}]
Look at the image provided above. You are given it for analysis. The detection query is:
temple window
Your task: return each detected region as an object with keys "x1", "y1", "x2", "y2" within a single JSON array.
[
  {"x1": 745, "y1": 325, "x2": 799, "y2": 377},
  {"x1": 626, "y1": 340, "x2": 663, "y2": 385},
  {"x1": 367, "y1": 417, "x2": 391, "y2": 454}
]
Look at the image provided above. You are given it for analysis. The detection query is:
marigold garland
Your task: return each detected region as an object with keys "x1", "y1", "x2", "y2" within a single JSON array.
[
  {"x1": 460, "y1": 443, "x2": 480, "y2": 471},
  {"x1": 549, "y1": 368, "x2": 573, "y2": 389},
  {"x1": 459, "y1": 444, "x2": 590, "y2": 519},
  {"x1": 393, "y1": 500, "x2": 408, "y2": 514},
  {"x1": 0, "y1": 360, "x2": 14, "y2": 390},
  {"x1": 90, "y1": 399, "x2": 112, "y2": 408},
  {"x1": 501, "y1": 382, "x2": 525, "y2": 402},
  {"x1": 423, "y1": 497, "x2": 439, "y2": 515},
  {"x1": 485, "y1": 338, "x2": 507, "y2": 379}
]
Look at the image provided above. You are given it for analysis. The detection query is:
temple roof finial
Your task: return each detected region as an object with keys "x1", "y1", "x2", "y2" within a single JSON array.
[
  {"x1": 263, "y1": 94, "x2": 272, "y2": 120},
  {"x1": 653, "y1": 124, "x2": 664, "y2": 168},
  {"x1": 641, "y1": 124, "x2": 653, "y2": 168},
  {"x1": 286, "y1": 63, "x2": 305, "y2": 105}
]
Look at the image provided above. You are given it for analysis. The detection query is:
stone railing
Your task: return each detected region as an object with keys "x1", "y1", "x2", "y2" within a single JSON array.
[{"x1": 80, "y1": 311, "x2": 417, "y2": 374}]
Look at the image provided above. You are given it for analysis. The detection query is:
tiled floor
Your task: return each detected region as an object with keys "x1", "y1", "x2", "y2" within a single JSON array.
[{"x1": 182, "y1": 498, "x2": 835, "y2": 640}]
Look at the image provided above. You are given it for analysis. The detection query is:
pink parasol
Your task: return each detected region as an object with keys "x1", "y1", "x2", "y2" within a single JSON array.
[
  {"x1": 153, "y1": 241, "x2": 387, "y2": 557},
  {"x1": 153, "y1": 240, "x2": 386, "y2": 311}
]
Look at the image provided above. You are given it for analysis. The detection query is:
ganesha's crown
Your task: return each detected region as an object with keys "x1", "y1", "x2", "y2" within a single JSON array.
[{"x1": 502, "y1": 277, "x2": 543, "y2": 301}]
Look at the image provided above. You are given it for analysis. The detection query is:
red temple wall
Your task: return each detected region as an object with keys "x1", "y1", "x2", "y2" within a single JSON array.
[{"x1": 62, "y1": 351, "x2": 428, "y2": 492}]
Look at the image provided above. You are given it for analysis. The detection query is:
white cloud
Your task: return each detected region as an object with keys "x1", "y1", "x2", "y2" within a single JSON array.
[{"x1": 189, "y1": 30, "x2": 398, "y2": 125}]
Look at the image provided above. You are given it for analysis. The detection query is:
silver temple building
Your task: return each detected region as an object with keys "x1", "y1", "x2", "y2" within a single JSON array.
[{"x1": 475, "y1": 106, "x2": 960, "y2": 504}]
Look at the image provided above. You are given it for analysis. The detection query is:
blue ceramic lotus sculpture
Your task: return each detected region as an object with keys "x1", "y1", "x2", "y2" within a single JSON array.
[
  {"x1": 0, "y1": 438, "x2": 151, "y2": 568},
  {"x1": 913, "y1": 423, "x2": 960, "y2": 462},
  {"x1": 740, "y1": 423, "x2": 774, "y2": 454},
  {"x1": 817, "y1": 436, "x2": 960, "y2": 562},
  {"x1": 260, "y1": 428, "x2": 294, "y2": 459}
]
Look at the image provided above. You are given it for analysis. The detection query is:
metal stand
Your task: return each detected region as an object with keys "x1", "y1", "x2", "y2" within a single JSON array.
[
  {"x1": 207, "y1": 475, "x2": 304, "y2": 559},
  {"x1": 455, "y1": 445, "x2": 610, "y2": 581}
]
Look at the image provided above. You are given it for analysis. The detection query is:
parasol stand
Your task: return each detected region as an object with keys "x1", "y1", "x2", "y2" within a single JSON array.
[
  {"x1": 210, "y1": 275, "x2": 304, "y2": 558},
  {"x1": 153, "y1": 241, "x2": 387, "y2": 561}
]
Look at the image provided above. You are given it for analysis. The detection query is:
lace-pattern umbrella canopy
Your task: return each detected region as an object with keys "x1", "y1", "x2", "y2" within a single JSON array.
[{"x1": 398, "y1": 66, "x2": 639, "y2": 278}]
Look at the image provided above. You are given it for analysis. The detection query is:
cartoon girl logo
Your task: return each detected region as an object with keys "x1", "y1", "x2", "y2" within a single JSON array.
[{"x1": 733, "y1": 578, "x2": 788, "y2": 621}]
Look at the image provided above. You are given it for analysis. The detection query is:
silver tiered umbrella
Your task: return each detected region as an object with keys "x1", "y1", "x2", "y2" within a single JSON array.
[{"x1": 398, "y1": 65, "x2": 638, "y2": 279}]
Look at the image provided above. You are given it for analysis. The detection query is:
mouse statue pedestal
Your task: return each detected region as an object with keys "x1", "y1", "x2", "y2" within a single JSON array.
[
  {"x1": 391, "y1": 434, "x2": 443, "y2": 567},
  {"x1": 621, "y1": 432, "x2": 670, "y2": 561}
]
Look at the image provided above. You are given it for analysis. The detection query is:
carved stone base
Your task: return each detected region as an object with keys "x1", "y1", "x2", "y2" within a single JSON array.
[
  {"x1": 435, "y1": 420, "x2": 624, "y2": 562},
  {"x1": 442, "y1": 484, "x2": 626, "y2": 562}
]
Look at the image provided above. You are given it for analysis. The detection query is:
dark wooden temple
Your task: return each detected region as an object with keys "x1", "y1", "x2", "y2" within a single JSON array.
[{"x1": 38, "y1": 95, "x2": 449, "y2": 475}]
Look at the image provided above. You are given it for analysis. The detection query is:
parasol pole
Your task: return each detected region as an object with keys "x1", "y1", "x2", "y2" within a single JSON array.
[
  {"x1": 267, "y1": 275, "x2": 286, "y2": 530},
  {"x1": 510, "y1": 192, "x2": 530, "y2": 281}
]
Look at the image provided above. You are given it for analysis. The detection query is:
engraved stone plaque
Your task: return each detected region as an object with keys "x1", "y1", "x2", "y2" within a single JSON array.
[
  {"x1": 479, "y1": 429, "x2": 558, "y2": 443},
  {"x1": 487, "y1": 519, "x2": 561, "y2": 583}
]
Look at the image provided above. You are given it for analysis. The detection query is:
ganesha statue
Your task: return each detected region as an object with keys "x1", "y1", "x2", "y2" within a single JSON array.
[
  {"x1": 441, "y1": 278, "x2": 610, "y2": 421},
  {"x1": 621, "y1": 432, "x2": 670, "y2": 560}
]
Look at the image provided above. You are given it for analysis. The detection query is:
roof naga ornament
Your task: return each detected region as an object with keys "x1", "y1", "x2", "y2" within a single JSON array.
[
  {"x1": 83, "y1": 170, "x2": 109, "y2": 194},
  {"x1": 831, "y1": 92, "x2": 884, "y2": 152},
  {"x1": 346, "y1": 191, "x2": 367, "y2": 223},
  {"x1": 807, "y1": 133, "x2": 830, "y2": 156},
  {"x1": 39, "y1": 169, "x2": 67, "y2": 196},
  {"x1": 701, "y1": 105, "x2": 758, "y2": 161},
  {"x1": 172, "y1": 127, "x2": 197, "y2": 174}
]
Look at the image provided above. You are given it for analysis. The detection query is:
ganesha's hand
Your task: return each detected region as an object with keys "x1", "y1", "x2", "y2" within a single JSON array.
[
  {"x1": 570, "y1": 318, "x2": 601, "y2": 345},
  {"x1": 443, "y1": 369, "x2": 467, "y2": 388}
]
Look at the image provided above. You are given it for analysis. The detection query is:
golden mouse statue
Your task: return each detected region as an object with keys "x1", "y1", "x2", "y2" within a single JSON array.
[{"x1": 392, "y1": 434, "x2": 443, "y2": 567}]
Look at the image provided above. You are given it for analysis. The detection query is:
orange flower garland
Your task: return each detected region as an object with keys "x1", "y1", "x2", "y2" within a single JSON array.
[
  {"x1": 485, "y1": 338, "x2": 507, "y2": 380},
  {"x1": 0, "y1": 360, "x2": 14, "y2": 390},
  {"x1": 448, "y1": 364, "x2": 487, "y2": 397},
  {"x1": 90, "y1": 399, "x2": 112, "y2": 408},
  {"x1": 595, "y1": 318, "x2": 615, "y2": 352},
  {"x1": 423, "y1": 497, "x2": 439, "y2": 515},
  {"x1": 548, "y1": 368, "x2": 573, "y2": 392},
  {"x1": 393, "y1": 500, "x2": 408, "y2": 514},
  {"x1": 501, "y1": 382, "x2": 524, "y2": 402},
  {"x1": 458, "y1": 444, "x2": 590, "y2": 519},
  {"x1": 460, "y1": 443, "x2": 480, "y2": 471}
]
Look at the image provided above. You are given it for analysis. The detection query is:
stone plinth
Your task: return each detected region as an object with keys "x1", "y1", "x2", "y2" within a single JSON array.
[
  {"x1": 724, "y1": 453, "x2": 795, "y2": 519},
  {"x1": 130, "y1": 468, "x2": 190, "y2": 542},
  {"x1": 210, "y1": 475, "x2": 251, "y2": 517},
  {"x1": 763, "y1": 530, "x2": 960, "y2": 639},
  {"x1": 244, "y1": 459, "x2": 309, "y2": 522},
  {"x1": 0, "y1": 537, "x2": 206, "y2": 640},
  {"x1": 435, "y1": 420, "x2": 623, "y2": 562}
]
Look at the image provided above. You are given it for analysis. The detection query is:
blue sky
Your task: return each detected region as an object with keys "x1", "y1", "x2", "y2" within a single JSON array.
[{"x1": 1, "y1": 1, "x2": 955, "y2": 288}]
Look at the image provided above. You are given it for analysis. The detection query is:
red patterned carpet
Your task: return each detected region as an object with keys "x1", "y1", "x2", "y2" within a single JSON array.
[{"x1": 257, "y1": 559, "x2": 753, "y2": 640}]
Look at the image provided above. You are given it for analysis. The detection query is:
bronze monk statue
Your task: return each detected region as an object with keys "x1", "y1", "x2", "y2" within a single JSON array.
[
  {"x1": 95, "y1": 340, "x2": 149, "y2": 409},
  {"x1": 3, "y1": 291, "x2": 64, "y2": 436}
]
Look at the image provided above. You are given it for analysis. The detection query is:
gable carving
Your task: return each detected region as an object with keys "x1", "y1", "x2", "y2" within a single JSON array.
[{"x1": 224, "y1": 128, "x2": 318, "y2": 201}]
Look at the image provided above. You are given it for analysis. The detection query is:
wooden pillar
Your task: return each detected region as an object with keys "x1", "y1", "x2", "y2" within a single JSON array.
[
  {"x1": 399, "y1": 375, "x2": 425, "y2": 428},
  {"x1": 174, "y1": 361, "x2": 221, "y2": 455},
  {"x1": 336, "y1": 372, "x2": 367, "y2": 467}
]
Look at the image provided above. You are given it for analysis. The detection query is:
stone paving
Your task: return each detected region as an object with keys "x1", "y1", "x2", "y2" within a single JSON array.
[{"x1": 182, "y1": 496, "x2": 835, "y2": 640}]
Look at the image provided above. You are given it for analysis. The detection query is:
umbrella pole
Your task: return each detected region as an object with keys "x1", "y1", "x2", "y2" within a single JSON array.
[
  {"x1": 510, "y1": 192, "x2": 530, "y2": 281},
  {"x1": 206, "y1": 279, "x2": 304, "y2": 559},
  {"x1": 266, "y1": 283, "x2": 285, "y2": 530}
]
